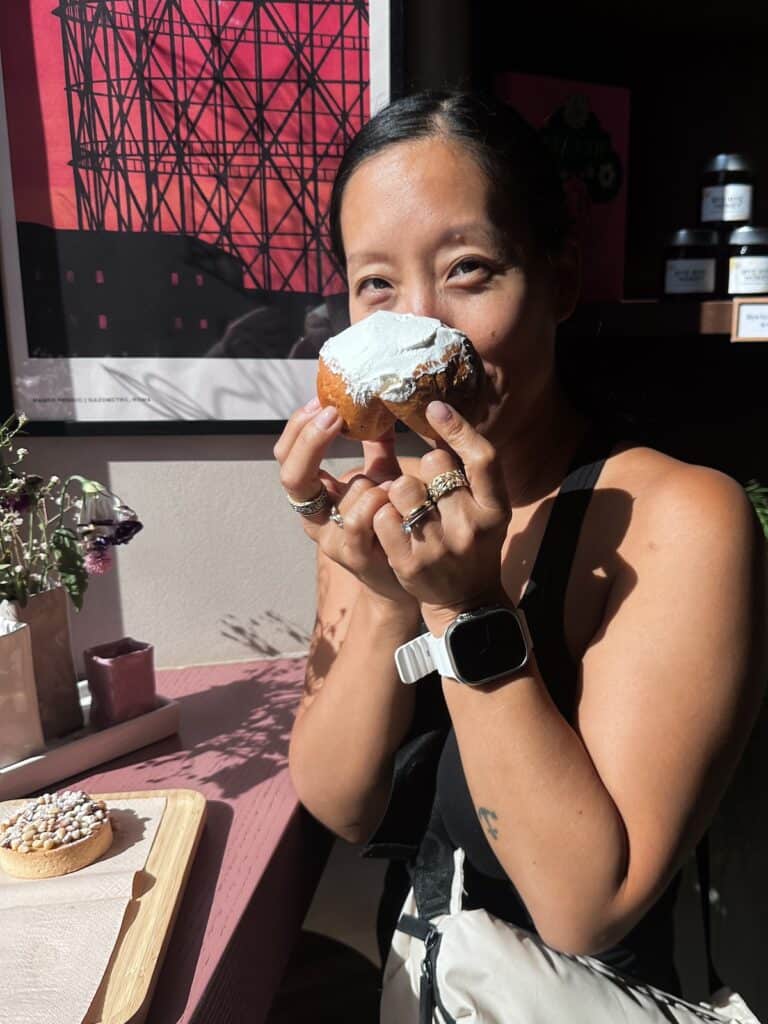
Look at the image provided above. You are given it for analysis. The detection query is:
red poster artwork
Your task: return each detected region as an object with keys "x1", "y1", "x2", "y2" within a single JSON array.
[
  {"x1": 0, "y1": 2, "x2": 369, "y2": 360},
  {"x1": 497, "y1": 72, "x2": 630, "y2": 303}
]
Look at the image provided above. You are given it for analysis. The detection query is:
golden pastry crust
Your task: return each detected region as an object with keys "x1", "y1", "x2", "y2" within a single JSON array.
[
  {"x1": 317, "y1": 357, "x2": 396, "y2": 440},
  {"x1": 317, "y1": 339, "x2": 483, "y2": 441},
  {"x1": 382, "y1": 346, "x2": 481, "y2": 441},
  {"x1": 0, "y1": 819, "x2": 113, "y2": 879},
  {"x1": 0, "y1": 791, "x2": 113, "y2": 879}
]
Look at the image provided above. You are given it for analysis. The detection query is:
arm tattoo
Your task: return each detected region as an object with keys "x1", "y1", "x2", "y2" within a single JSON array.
[{"x1": 477, "y1": 806, "x2": 499, "y2": 841}]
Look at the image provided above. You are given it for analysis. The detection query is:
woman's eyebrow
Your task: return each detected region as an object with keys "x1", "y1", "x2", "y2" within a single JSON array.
[
  {"x1": 346, "y1": 250, "x2": 390, "y2": 272},
  {"x1": 435, "y1": 223, "x2": 507, "y2": 251},
  {"x1": 438, "y1": 224, "x2": 499, "y2": 245}
]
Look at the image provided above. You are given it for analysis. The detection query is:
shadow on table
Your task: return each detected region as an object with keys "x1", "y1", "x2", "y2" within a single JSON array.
[{"x1": 138, "y1": 660, "x2": 306, "y2": 799}]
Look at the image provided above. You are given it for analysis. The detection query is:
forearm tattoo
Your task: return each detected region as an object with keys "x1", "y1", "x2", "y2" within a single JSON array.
[{"x1": 477, "y1": 806, "x2": 499, "y2": 841}]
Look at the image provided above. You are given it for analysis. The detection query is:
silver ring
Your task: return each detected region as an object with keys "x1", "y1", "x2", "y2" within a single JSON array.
[
  {"x1": 329, "y1": 505, "x2": 344, "y2": 528},
  {"x1": 287, "y1": 484, "x2": 332, "y2": 517},
  {"x1": 401, "y1": 499, "x2": 435, "y2": 535},
  {"x1": 427, "y1": 469, "x2": 469, "y2": 504}
]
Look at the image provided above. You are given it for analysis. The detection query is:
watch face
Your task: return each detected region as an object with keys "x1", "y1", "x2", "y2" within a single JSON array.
[{"x1": 447, "y1": 608, "x2": 529, "y2": 685}]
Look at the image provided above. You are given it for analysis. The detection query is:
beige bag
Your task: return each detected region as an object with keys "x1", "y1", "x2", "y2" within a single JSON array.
[
  {"x1": 381, "y1": 848, "x2": 762, "y2": 1024},
  {"x1": 0, "y1": 620, "x2": 45, "y2": 769}
]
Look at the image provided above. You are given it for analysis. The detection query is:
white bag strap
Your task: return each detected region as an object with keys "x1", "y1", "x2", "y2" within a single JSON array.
[{"x1": 449, "y1": 848, "x2": 465, "y2": 915}]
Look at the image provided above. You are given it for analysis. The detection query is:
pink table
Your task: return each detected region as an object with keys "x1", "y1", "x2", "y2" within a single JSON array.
[{"x1": 64, "y1": 658, "x2": 331, "y2": 1024}]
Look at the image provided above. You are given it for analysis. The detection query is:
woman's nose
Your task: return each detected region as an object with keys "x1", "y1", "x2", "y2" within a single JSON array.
[{"x1": 396, "y1": 288, "x2": 441, "y2": 321}]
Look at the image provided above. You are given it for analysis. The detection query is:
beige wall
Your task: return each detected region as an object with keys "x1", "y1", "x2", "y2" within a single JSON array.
[{"x1": 23, "y1": 432, "x2": 425, "y2": 672}]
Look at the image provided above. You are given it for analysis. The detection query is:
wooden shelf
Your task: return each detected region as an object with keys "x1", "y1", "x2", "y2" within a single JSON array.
[{"x1": 563, "y1": 300, "x2": 733, "y2": 339}]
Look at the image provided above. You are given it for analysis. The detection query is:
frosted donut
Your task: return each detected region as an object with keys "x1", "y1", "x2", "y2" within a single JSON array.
[
  {"x1": 317, "y1": 311, "x2": 483, "y2": 441},
  {"x1": 0, "y1": 789, "x2": 113, "y2": 879}
]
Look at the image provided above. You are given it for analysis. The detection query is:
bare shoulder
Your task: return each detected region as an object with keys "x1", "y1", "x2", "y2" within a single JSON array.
[{"x1": 603, "y1": 443, "x2": 758, "y2": 557}]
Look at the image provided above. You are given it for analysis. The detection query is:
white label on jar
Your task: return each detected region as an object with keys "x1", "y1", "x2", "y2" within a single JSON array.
[
  {"x1": 665, "y1": 258, "x2": 716, "y2": 294},
  {"x1": 729, "y1": 256, "x2": 768, "y2": 294},
  {"x1": 701, "y1": 183, "x2": 753, "y2": 222}
]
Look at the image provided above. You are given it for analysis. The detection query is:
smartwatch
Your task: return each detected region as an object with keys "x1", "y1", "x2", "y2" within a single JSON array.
[{"x1": 394, "y1": 605, "x2": 533, "y2": 687}]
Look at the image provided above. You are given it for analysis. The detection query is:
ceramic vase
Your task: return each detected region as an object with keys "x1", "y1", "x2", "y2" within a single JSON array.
[{"x1": 0, "y1": 586, "x2": 84, "y2": 740}]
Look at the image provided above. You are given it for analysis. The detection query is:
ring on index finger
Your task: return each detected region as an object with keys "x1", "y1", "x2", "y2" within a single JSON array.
[{"x1": 427, "y1": 469, "x2": 469, "y2": 504}]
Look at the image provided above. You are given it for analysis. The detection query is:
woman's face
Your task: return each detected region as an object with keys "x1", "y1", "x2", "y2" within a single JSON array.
[{"x1": 339, "y1": 136, "x2": 578, "y2": 442}]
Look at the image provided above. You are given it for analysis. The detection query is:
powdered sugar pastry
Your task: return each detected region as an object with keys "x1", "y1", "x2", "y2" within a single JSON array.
[{"x1": 319, "y1": 311, "x2": 471, "y2": 404}]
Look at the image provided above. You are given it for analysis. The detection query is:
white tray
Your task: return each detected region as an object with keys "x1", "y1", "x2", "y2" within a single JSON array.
[{"x1": 0, "y1": 680, "x2": 180, "y2": 800}]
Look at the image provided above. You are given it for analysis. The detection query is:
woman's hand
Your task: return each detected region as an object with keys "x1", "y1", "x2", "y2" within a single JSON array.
[
  {"x1": 273, "y1": 398, "x2": 414, "y2": 605},
  {"x1": 372, "y1": 401, "x2": 511, "y2": 633}
]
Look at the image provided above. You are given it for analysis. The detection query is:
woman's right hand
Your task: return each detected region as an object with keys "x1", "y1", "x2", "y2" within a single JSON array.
[{"x1": 274, "y1": 398, "x2": 413, "y2": 605}]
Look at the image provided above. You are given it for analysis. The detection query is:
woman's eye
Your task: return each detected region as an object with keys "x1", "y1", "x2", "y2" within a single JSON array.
[
  {"x1": 358, "y1": 277, "x2": 391, "y2": 293},
  {"x1": 449, "y1": 259, "x2": 491, "y2": 279}
]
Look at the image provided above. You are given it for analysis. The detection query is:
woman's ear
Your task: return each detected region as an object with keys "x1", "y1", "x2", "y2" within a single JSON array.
[{"x1": 552, "y1": 237, "x2": 582, "y2": 324}]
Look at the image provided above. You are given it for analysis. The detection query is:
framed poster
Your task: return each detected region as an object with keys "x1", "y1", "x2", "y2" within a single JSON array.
[
  {"x1": 496, "y1": 72, "x2": 629, "y2": 304},
  {"x1": 0, "y1": 1, "x2": 400, "y2": 434}
]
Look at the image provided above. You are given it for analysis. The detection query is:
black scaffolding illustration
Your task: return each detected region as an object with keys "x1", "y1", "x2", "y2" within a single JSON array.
[{"x1": 54, "y1": 0, "x2": 369, "y2": 295}]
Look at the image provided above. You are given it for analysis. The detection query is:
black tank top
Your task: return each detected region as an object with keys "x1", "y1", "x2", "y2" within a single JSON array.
[
  {"x1": 437, "y1": 428, "x2": 622, "y2": 873},
  {"x1": 364, "y1": 428, "x2": 682, "y2": 993}
]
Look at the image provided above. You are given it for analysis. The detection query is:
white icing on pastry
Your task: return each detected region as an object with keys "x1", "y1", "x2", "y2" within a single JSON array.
[{"x1": 318, "y1": 311, "x2": 472, "y2": 404}]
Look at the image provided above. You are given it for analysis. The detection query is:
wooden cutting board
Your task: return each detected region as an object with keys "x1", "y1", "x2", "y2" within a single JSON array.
[{"x1": 80, "y1": 788, "x2": 207, "y2": 1024}]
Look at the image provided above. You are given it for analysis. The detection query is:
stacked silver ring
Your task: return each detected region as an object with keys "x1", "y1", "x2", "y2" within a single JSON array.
[
  {"x1": 286, "y1": 485, "x2": 344, "y2": 527},
  {"x1": 401, "y1": 499, "x2": 435, "y2": 535},
  {"x1": 286, "y1": 485, "x2": 332, "y2": 517}
]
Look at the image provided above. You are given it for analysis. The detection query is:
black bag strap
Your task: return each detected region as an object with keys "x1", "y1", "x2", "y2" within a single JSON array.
[
  {"x1": 696, "y1": 835, "x2": 725, "y2": 994},
  {"x1": 409, "y1": 795, "x2": 457, "y2": 921}
]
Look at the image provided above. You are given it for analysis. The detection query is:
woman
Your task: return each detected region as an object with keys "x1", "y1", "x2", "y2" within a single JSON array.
[{"x1": 274, "y1": 92, "x2": 766, "y2": 1011}]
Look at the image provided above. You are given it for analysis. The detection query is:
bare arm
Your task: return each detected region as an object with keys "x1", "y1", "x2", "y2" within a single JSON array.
[
  {"x1": 289, "y1": 549, "x2": 421, "y2": 842},
  {"x1": 273, "y1": 395, "x2": 427, "y2": 843},
  {"x1": 433, "y1": 467, "x2": 767, "y2": 954}
]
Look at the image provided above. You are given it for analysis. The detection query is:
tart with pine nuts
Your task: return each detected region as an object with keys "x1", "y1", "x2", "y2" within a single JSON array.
[{"x1": 0, "y1": 789, "x2": 113, "y2": 879}]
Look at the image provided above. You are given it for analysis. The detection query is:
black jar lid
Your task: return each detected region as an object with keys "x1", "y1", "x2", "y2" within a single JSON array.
[
  {"x1": 703, "y1": 153, "x2": 753, "y2": 174},
  {"x1": 667, "y1": 228, "x2": 719, "y2": 247},
  {"x1": 728, "y1": 226, "x2": 768, "y2": 246}
]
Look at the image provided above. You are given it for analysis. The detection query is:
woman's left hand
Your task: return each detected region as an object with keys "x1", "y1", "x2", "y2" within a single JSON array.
[{"x1": 373, "y1": 401, "x2": 511, "y2": 634}]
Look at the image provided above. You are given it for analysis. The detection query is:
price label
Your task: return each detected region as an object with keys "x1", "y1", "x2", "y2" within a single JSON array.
[{"x1": 731, "y1": 298, "x2": 768, "y2": 342}]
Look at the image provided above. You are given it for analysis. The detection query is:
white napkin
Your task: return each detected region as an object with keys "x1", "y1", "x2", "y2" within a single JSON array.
[{"x1": 0, "y1": 796, "x2": 166, "y2": 1024}]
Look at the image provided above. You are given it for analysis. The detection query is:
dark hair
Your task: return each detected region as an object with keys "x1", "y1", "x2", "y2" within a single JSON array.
[{"x1": 329, "y1": 91, "x2": 569, "y2": 268}]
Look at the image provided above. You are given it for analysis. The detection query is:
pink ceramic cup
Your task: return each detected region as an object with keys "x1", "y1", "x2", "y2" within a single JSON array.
[{"x1": 84, "y1": 637, "x2": 157, "y2": 729}]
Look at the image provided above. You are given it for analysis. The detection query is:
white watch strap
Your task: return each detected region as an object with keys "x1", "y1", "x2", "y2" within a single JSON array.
[
  {"x1": 427, "y1": 632, "x2": 455, "y2": 679},
  {"x1": 394, "y1": 629, "x2": 457, "y2": 683},
  {"x1": 394, "y1": 632, "x2": 434, "y2": 684}
]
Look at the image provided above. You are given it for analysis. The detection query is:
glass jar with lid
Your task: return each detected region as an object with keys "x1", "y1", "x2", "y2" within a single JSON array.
[
  {"x1": 700, "y1": 154, "x2": 754, "y2": 227},
  {"x1": 728, "y1": 226, "x2": 768, "y2": 296},
  {"x1": 663, "y1": 228, "x2": 720, "y2": 298}
]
